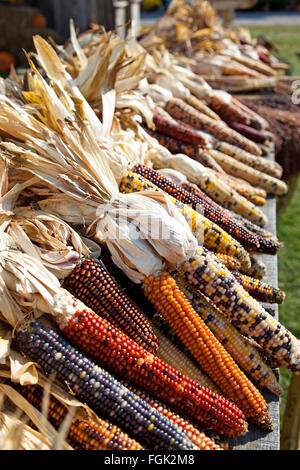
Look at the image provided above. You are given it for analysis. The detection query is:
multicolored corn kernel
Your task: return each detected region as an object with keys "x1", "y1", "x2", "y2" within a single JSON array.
[
  {"x1": 17, "y1": 383, "x2": 143, "y2": 450},
  {"x1": 163, "y1": 97, "x2": 263, "y2": 156},
  {"x1": 179, "y1": 247, "x2": 300, "y2": 373},
  {"x1": 142, "y1": 271, "x2": 272, "y2": 430},
  {"x1": 122, "y1": 382, "x2": 224, "y2": 450},
  {"x1": 63, "y1": 258, "x2": 158, "y2": 354},
  {"x1": 232, "y1": 272, "x2": 286, "y2": 304},
  {"x1": 169, "y1": 273, "x2": 283, "y2": 397},
  {"x1": 120, "y1": 169, "x2": 250, "y2": 268},
  {"x1": 15, "y1": 320, "x2": 198, "y2": 450}
]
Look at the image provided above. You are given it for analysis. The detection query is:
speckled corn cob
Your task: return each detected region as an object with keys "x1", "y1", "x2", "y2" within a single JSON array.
[
  {"x1": 231, "y1": 98, "x2": 269, "y2": 131},
  {"x1": 132, "y1": 164, "x2": 263, "y2": 251},
  {"x1": 152, "y1": 325, "x2": 221, "y2": 394},
  {"x1": 16, "y1": 320, "x2": 199, "y2": 450},
  {"x1": 63, "y1": 258, "x2": 158, "y2": 354},
  {"x1": 122, "y1": 382, "x2": 224, "y2": 450},
  {"x1": 120, "y1": 170, "x2": 251, "y2": 268},
  {"x1": 226, "y1": 121, "x2": 269, "y2": 145},
  {"x1": 208, "y1": 95, "x2": 252, "y2": 126},
  {"x1": 179, "y1": 248, "x2": 300, "y2": 372},
  {"x1": 214, "y1": 141, "x2": 283, "y2": 179},
  {"x1": 163, "y1": 97, "x2": 262, "y2": 156},
  {"x1": 16, "y1": 384, "x2": 143, "y2": 450},
  {"x1": 169, "y1": 272, "x2": 283, "y2": 396},
  {"x1": 232, "y1": 272, "x2": 286, "y2": 304},
  {"x1": 145, "y1": 127, "x2": 202, "y2": 158},
  {"x1": 241, "y1": 256, "x2": 267, "y2": 280},
  {"x1": 185, "y1": 94, "x2": 221, "y2": 121},
  {"x1": 142, "y1": 271, "x2": 272, "y2": 430},
  {"x1": 209, "y1": 149, "x2": 288, "y2": 196},
  {"x1": 216, "y1": 172, "x2": 267, "y2": 206},
  {"x1": 179, "y1": 175, "x2": 267, "y2": 227},
  {"x1": 59, "y1": 298, "x2": 247, "y2": 437}
]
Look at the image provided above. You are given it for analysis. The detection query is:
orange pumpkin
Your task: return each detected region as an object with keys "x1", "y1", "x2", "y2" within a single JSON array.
[
  {"x1": 0, "y1": 52, "x2": 16, "y2": 73},
  {"x1": 32, "y1": 13, "x2": 47, "y2": 28}
]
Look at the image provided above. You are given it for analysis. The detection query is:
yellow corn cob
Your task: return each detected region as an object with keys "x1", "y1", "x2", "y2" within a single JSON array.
[
  {"x1": 119, "y1": 170, "x2": 251, "y2": 268},
  {"x1": 169, "y1": 270, "x2": 283, "y2": 397},
  {"x1": 233, "y1": 272, "x2": 286, "y2": 304},
  {"x1": 142, "y1": 271, "x2": 272, "y2": 430},
  {"x1": 209, "y1": 149, "x2": 288, "y2": 196},
  {"x1": 179, "y1": 247, "x2": 300, "y2": 372},
  {"x1": 218, "y1": 173, "x2": 267, "y2": 206},
  {"x1": 214, "y1": 141, "x2": 283, "y2": 179},
  {"x1": 152, "y1": 324, "x2": 222, "y2": 395}
]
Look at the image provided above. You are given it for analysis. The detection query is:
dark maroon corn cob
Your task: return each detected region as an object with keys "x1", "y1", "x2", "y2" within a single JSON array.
[
  {"x1": 225, "y1": 121, "x2": 269, "y2": 144},
  {"x1": 15, "y1": 320, "x2": 199, "y2": 450},
  {"x1": 63, "y1": 258, "x2": 158, "y2": 354}
]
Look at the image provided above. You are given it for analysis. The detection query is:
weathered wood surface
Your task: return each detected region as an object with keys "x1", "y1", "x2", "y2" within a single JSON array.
[{"x1": 231, "y1": 148, "x2": 280, "y2": 450}]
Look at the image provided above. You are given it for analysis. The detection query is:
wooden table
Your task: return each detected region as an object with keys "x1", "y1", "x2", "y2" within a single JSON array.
[{"x1": 231, "y1": 149, "x2": 280, "y2": 450}]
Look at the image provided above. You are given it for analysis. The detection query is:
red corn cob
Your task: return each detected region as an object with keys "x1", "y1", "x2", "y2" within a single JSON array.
[{"x1": 152, "y1": 108, "x2": 208, "y2": 148}]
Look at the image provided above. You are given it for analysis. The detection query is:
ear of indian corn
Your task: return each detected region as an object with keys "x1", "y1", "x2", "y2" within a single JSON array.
[
  {"x1": 214, "y1": 253, "x2": 242, "y2": 271},
  {"x1": 169, "y1": 272, "x2": 283, "y2": 397},
  {"x1": 121, "y1": 381, "x2": 224, "y2": 450},
  {"x1": 55, "y1": 292, "x2": 247, "y2": 437},
  {"x1": 208, "y1": 94, "x2": 251, "y2": 126},
  {"x1": 15, "y1": 383, "x2": 143, "y2": 450},
  {"x1": 225, "y1": 121, "x2": 269, "y2": 144},
  {"x1": 179, "y1": 247, "x2": 300, "y2": 372},
  {"x1": 131, "y1": 164, "x2": 266, "y2": 253},
  {"x1": 214, "y1": 141, "x2": 283, "y2": 179},
  {"x1": 141, "y1": 271, "x2": 272, "y2": 430},
  {"x1": 63, "y1": 257, "x2": 159, "y2": 354},
  {"x1": 163, "y1": 97, "x2": 263, "y2": 156},
  {"x1": 152, "y1": 108, "x2": 207, "y2": 148},
  {"x1": 232, "y1": 272, "x2": 286, "y2": 304},
  {"x1": 120, "y1": 169, "x2": 251, "y2": 268},
  {"x1": 241, "y1": 256, "x2": 267, "y2": 280},
  {"x1": 208, "y1": 149, "x2": 288, "y2": 196},
  {"x1": 182, "y1": 181, "x2": 280, "y2": 254},
  {"x1": 185, "y1": 94, "x2": 221, "y2": 121},
  {"x1": 214, "y1": 172, "x2": 267, "y2": 206},
  {"x1": 152, "y1": 325, "x2": 221, "y2": 394},
  {"x1": 15, "y1": 319, "x2": 200, "y2": 450},
  {"x1": 144, "y1": 127, "x2": 203, "y2": 159}
]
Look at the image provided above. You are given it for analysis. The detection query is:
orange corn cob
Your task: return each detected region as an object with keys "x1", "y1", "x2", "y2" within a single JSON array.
[
  {"x1": 233, "y1": 272, "x2": 286, "y2": 304},
  {"x1": 16, "y1": 383, "x2": 144, "y2": 450},
  {"x1": 163, "y1": 97, "x2": 263, "y2": 156},
  {"x1": 208, "y1": 94, "x2": 251, "y2": 126},
  {"x1": 142, "y1": 271, "x2": 272, "y2": 430},
  {"x1": 169, "y1": 272, "x2": 283, "y2": 397}
]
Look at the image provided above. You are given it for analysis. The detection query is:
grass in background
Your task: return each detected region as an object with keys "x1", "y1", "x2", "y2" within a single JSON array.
[{"x1": 237, "y1": 25, "x2": 300, "y2": 75}]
